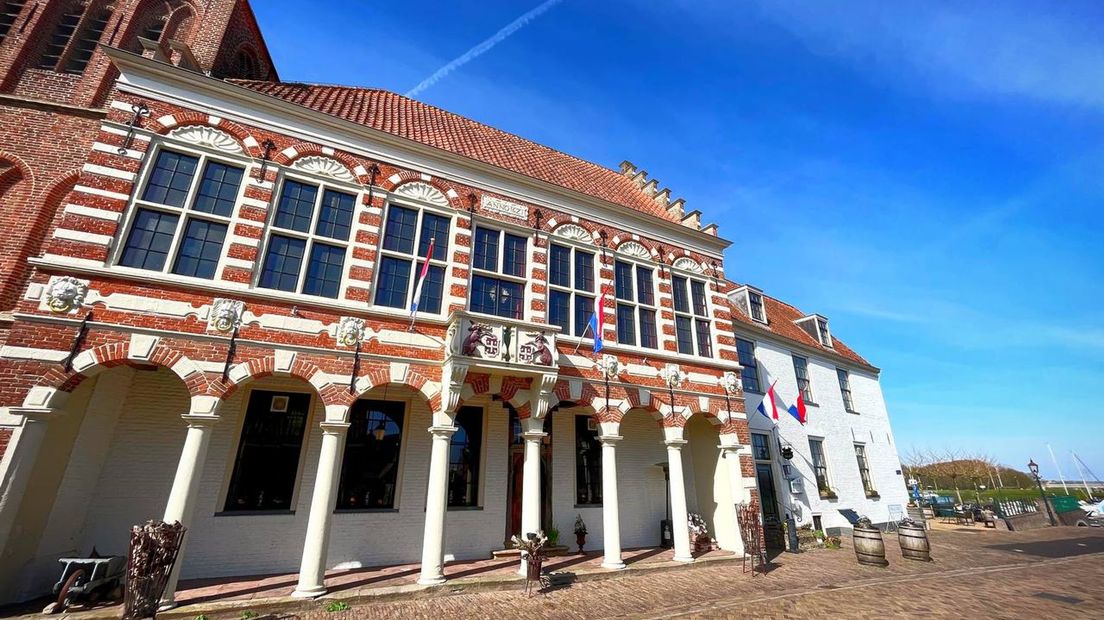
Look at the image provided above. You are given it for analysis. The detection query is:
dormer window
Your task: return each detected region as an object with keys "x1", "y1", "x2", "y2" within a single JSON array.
[
  {"x1": 816, "y1": 317, "x2": 832, "y2": 347},
  {"x1": 728, "y1": 285, "x2": 768, "y2": 324},
  {"x1": 749, "y1": 290, "x2": 766, "y2": 323}
]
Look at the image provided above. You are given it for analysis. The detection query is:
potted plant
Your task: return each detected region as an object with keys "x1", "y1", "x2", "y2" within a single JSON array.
[
  {"x1": 688, "y1": 513, "x2": 711, "y2": 552},
  {"x1": 573, "y1": 515, "x2": 587, "y2": 553},
  {"x1": 511, "y1": 531, "x2": 548, "y2": 595}
]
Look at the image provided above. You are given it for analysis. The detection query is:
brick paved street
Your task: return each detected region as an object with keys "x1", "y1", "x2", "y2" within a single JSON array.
[
  {"x1": 5, "y1": 526, "x2": 1100, "y2": 619},
  {"x1": 297, "y1": 526, "x2": 1104, "y2": 620}
]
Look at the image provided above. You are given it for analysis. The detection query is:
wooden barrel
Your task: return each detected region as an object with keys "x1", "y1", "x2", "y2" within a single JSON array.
[
  {"x1": 898, "y1": 522, "x2": 931, "y2": 561},
  {"x1": 852, "y1": 526, "x2": 889, "y2": 567}
]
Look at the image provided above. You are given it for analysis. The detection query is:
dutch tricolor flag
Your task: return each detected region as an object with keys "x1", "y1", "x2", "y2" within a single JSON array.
[
  {"x1": 409, "y1": 238, "x2": 435, "y2": 318},
  {"x1": 589, "y1": 287, "x2": 605, "y2": 353}
]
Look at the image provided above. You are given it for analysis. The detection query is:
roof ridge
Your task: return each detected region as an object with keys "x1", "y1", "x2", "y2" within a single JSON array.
[{"x1": 225, "y1": 79, "x2": 633, "y2": 180}]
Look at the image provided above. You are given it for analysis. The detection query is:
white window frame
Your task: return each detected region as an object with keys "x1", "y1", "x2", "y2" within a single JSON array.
[
  {"x1": 817, "y1": 317, "x2": 833, "y2": 347},
  {"x1": 808, "y1": 437, "x2": 834, "y2": 496},
  {"x1": 670, "y1": 268, "x2": 715, "y2": 358},
  {"x1": 111, "y1": 140, "x2": 249, "y2": 282},
  {"x1": 854, "y1": 443, "x2": 877, "y2": 496},
  {"x1": 371, "y1": 197, "x2": 454, "y2": 316},
  {"x1": 792, "y1": 355, "x2": 815, "y2": 404},
  {"x1": 547, "y1": 240, "x2": 597, "y2": 337},
  {"x1": 254, "y1": 168, "x2": 361, "y2": 299},
  {"x1": 468, "y1": 224, "x2": 530, "y2": 320},
  {"x1": 735, "y1": 337, "x2": 762, "y2": 393},
  {"x1": 612, "y1": 255, "x2": 659, "y2": 349}
]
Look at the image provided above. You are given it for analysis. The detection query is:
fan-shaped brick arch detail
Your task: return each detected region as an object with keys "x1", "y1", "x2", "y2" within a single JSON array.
[
  {"x1": 147, "y1": 112, "x2": 263, "y2": 158},
  {"x1": 615, "y1": 239, "x2": 654, "y2": 259},
  {"x1": 220, "y1": 355, "x2": 349, "y2": 407},
  {"x1": 382, "y1": 172, "x2": 467, "y2": 210},
  {"x1": 30, "y1": 341, "x2": 211, "y2": 410},
  {"x1": 273, "y1": 143, "x2": 372, "y2": 183},
  {"x1": 549, "y1": 222, "x2": 599, "y2": 245},
  {"x1": 352, "y1": 362, "x2": 440, "y2": 405}
]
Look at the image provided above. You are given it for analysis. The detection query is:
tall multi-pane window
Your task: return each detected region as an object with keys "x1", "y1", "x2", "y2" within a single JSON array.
[
  {"x1": 119, "y1": 148, "x2": 244, "y2": 280},
  {"x1": 809, "y1": 438, "x2": 833, "y2": 496},
  {"x1": 736, "y1": 338, "x2": 761, "y2": 393},
  {"x1": 854, "y1": 444, "x2": 876, "y2": 496},
  {"x1": 64, "y1": 5, "x2": 112, "y2": 73},
  {"x1": 751, "y1": 433, "x2": 772, "y2": 461},
  {"x1": 792, "y1": 355, "x2": 815, "y2": 403},
  {"x1": 470, "y1": 227, "x2": 526, "y2": 319},
  {"x1": 258, "y1": 177, "x2": 356, "y2": 299},
  {"x1": 672, "y1": 275, "x2": 712, "y2": 356},
  {"x1": 337, "y1": 400, "x2": 405, "y2": 510},
  {"x1": 614, "y1": 260, "x2": 658, "y2": 348},
  {"x1": 448, "y1": 406, "x2": 484, "y2": 507},
  {"x1": 837, "y1": 368, "x2": 856, "y2": 412},
  {"x1": 575, "y1": 415, "x2": 602, "y2": 505},
  {"x1": 224, "y1": 390, "x2": 311, "y2": 512},
  {"x1": 375, "y1": 204, "x2": 449, "y2": 314},
  {"x1": 548, "y1": 243, "x2": 595, "y2": 336},
  {"x1": 749, "y1": 290, "x2": 766, "y2": 323},
  {"x1": 0, "y1": 2, "x2": 26, "y2": 44}
]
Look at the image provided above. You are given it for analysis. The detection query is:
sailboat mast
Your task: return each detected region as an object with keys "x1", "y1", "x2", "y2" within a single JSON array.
[
  {"x1": 1047, "y1": 443, "x2": 1069, "y2": 494},
  {"x1": 1071, "y1": 451, "x2": 1092, "y2": 499}
]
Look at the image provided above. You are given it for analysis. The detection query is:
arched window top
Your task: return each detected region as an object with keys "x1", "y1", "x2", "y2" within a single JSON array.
[
  {"x1": 236, "y1": 47, "x2": 259, "y2": 79},
  {"x1": 64, "y1": 4, "x2": 112, "y2": 73},
  {"x1": 37, "y1": 1, "x2": 84, "y2": 69}
]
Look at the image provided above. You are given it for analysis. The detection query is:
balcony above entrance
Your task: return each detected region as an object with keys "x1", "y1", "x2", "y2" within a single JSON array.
[{"x1": 446, "y1": 312, "x2": 560, "y2": 372}]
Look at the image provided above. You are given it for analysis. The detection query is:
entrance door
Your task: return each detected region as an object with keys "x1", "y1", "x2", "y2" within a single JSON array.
[
  {"x1": 505, "y1": 409, "x2": 552, "y2": 545},
  {"x1": 755, "y1": 463, "x2": 786, "y2": 550}
]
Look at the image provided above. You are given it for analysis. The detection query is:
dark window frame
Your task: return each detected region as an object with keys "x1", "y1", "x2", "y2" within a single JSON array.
[
  {"x1": 735, "y1": 337, "x2": 761, "y2": 393},
  {"x1": 809, "y1": 438, "x2": 832, "y2": 495},
  {"x1": 336, "y1": 399, "x2": 406, "y2": 511},
  {"x1": 854, "y1": 443, "x2": 876, "y2": 495},
  {"x1": 547, "y1": 242, "x2": 596, "y2": 337},
  {"x1": 223, "y1": 389, "x2": 312, "y2": 513},
  {"x1": 373, "y1": 201, "x2": 451, "y2": 314},
  {"x1": 448, "y1": 406, "x2": 485, "y2": 508},
  {"x1": 574, "y1": 414, "x2": 603, "y2": 506},
  {"x1": 749, "y1": 290, "x2": 766, "y2": 323},
  {"x1": 671, "y1": 272, "x2": 712, "y2": 357},
  {"x1": 468, "y1": 226, "x2": 527, "y2": 320},
  {"x1": 751, "y1": 432, "x2": 772, "y2": 461},
  {"x1": 118, "y1": 145, "x2": 245, "y2": 281},
  {"x1": 613, "y1": 258, "x2": 658, "y2": 349},
  {"x1": 259, "y1": 171, "x2": 359, "y2": 299}
]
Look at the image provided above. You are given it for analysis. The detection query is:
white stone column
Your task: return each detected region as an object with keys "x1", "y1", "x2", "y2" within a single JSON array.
[
  {"x1": 418, "y1": 424, "x2": 457, "y2": 585},
  {"x1": 665, "y1": 439, "x2": 694, "y2": 562},
  {"x1": 518, "y1": 426, "x2": 546, "y2": 574},
  {"x1": 599, "y1": 434, "x2": 625, "y2": 569},
  {"x1": 293, "y1": 421, "x2": 350, "y2": 598},
  {"x1": 719, "y1": 440, "x2": 746, "y2": 556},
  {"x1": 160, "y1": 413, "x2": 219, "y2": 608},
  {"x1": 0, "y1": 408, "x2": 60, "y2": 560}
]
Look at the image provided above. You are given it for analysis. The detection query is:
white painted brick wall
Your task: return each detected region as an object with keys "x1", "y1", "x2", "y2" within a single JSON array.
[{"x1": 745, "y1": 339, "x2": 909, "y2": 532}]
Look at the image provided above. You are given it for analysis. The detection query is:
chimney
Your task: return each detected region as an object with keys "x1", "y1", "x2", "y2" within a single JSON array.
[
  {"x1": 619, "y1": 160, "x2": 637, "y2": 176},
  {"x1": 681, "y1": 210, "x2": 702, "y2": 230},
  {"x1": 642, "y1": 178, "x2": 659, "y2": 197},
  {"x1": 667, "y1": 197, "x2": 685, "y2": 219},
  {"x1": 630, "y1": 170, "x2": 648, "y2": 189},
  {"x1": 702, "y1": 223, "x2": 719, "y2": 236},
  {"x1": 654, "y1": 188, "x2": 671, "y2": 207}
]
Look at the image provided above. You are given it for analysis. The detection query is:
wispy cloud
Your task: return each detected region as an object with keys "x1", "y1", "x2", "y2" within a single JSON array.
[
  {"x1": 747, "y1": 1, "x2": 1104, "y2": 110},
  {"x1": 406, "y1": 0, "x2": 564, "y2": 97}
]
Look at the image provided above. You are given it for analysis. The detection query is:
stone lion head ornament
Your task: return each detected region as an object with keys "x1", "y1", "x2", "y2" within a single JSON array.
[
  {"x1": 208, "y1": 298, "x2": 244, "y2": 333},
  {"x1": 45, "y1": 276, "x2": 89, "y2": 313},
  {"x1": 337, "y1": 316, "x2": 366, "y2": 346},
  {"x1": 719, "y1": 371, "x2": 741, "y2": 395}
]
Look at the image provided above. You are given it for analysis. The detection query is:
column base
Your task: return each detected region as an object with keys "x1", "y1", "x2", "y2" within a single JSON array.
[
  {"x1": 417, "y1": 575, "x2": 447, "y2": 586},
  {"x1": 291, "y1": 585, "x2": 327, "y2": 599},
  {"x1": 672, "y1": 555, "x2": 695, "y2": 563},
  {"x1": 600, "y1": 560, "x2": 626, "y2": 570},
  {"x1": 157, "y1": 599, "x2": 177, "y2": 612}
]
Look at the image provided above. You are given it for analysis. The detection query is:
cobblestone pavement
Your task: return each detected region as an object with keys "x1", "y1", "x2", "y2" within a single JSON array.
[{"x1": 294, "y1": 527, "x2": 1104, "y2": 620}]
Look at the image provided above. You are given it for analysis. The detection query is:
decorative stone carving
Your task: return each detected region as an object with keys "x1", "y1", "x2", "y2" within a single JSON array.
[
  {"x1": 518, "y1": 331, "x2": 554, "y2": 366},
  {"x1": 533, "y1": 373, "x2": 559, "y2": 418},
  {"x1": 394, "y1": 181, "x2": 448, "y2": 206},
  {"x1": 480, "y1": 195, "x2": 528, "y2": 220},
  {"x1": 336, "y1": 316, "x2": 366, "y2": 346},
  {"x1": 659, "y1": 363, "x2": 687, "y2": 390},
  {"x1": 719, "y1": 371, "x2": 741, "y2": 395},
  {"x1": 553, "y1": 223, "x2": 593, "y2": 243},
  {"x1": 44, "y1": 276, "x2": 89, "y2": 313},
  {"x1": 672, "y1": 257, "x2": 704, "y2": 273},
  {"x1": 461, "y1": 322, "x2": 498, "y2": 358},
  {"x1": 168, "y1": 125, "x2": 244, "y2": 154},
  {"x1": 442, "y1": 362, "x2": 470, "y2": 413},
  {"x1": 292, "y1": 156, "x2": 356, "y2": 182},
  {"x1": 208, "y1": 298, "x2": 245, "y2": 333},
  {"x1": 599, "y1": 354, "x2": 623, "y2": 380},
  {"x1": 618, "y1": 241, "x2": 650, "y2": 259}
]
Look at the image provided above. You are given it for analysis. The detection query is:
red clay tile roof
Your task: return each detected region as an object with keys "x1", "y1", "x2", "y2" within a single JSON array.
[
  {"x1": 227, "y1": 80, "x2": 676, "y2": 220},
  {"x1": 728, "y1": 283, "x2": 872, "y2": 368}
]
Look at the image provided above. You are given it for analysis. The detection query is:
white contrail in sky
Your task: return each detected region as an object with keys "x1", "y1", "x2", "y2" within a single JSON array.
[{"x1": 405, "y1": 0, "x2": 564, "y2": 98}]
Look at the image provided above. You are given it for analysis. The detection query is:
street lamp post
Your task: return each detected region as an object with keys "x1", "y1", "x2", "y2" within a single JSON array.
[{"x1": 1028, "y1": 459, "x2": 1057, "y2": 526}]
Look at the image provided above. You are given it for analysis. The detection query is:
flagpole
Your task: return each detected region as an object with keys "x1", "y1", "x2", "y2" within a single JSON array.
[{"x1": 572, "y1": 321, "x2": 592, "y2": 355}]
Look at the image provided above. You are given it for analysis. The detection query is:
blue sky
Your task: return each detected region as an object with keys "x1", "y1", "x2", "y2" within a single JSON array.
[{"x1": 253, "y1": 1, "x2": 1104, "y2": 481}]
